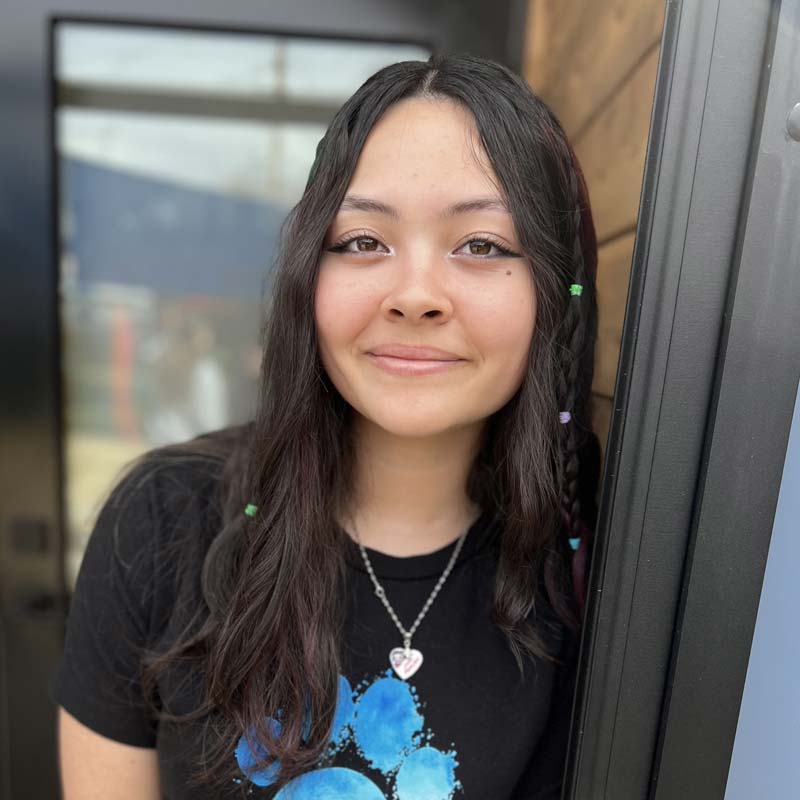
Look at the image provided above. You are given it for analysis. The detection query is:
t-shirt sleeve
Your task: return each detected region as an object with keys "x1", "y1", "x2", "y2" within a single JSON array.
[
  {"x1": 48, "y1": 463, "x2": 163, "y2": 747},
  {"x1": 511, "y1": 624, "x2": 582, "y2": 799}
]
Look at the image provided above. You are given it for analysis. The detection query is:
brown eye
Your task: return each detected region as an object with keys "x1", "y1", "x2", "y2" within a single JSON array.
[
  {"x1": 458, "y1": 237, "x2": 517, "y2": 258},
  {"x1": 328, "y1": 234, "x2": 387, "y2": 254},
  {"x1": 354, "y1": 237, "x2": 379, "y2": 252},
  {"x1": 468, "y1": 240, "x2": 493, "y2": 256}
]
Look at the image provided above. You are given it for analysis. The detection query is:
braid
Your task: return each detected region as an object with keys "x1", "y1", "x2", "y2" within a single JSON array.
[{"x1": 555, "y1": 143, "x2": 597, "y2": 621}]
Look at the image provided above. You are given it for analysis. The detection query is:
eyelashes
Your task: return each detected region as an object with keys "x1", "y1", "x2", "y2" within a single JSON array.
[{"x1": 326, "y1": 231, "x2": 521, "y2": 259}]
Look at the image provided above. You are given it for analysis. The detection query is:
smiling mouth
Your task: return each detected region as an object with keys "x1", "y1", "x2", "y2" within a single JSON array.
[{"x1": 364, "y1": 353, "x2": 467, "y2": 376}]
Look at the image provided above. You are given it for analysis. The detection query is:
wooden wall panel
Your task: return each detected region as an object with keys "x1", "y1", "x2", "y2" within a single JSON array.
[
  {"x1": 590, "y1": 234, "x2": 637, "y2": 457},
  {"x1": 522, "y1": 0, "x2": 665, "y2": 463},
  {"x1": 592, "y1": 394, "x2": 613, "y2": 464},
  {"x1": 594, "y1": 232, "x2": 636, "y2": 398},
  {"x1": 573, "y1": 43, "x2": 660, "y2": 244},
  {"x1": 523, "y1": 0, "x2": 666, "y2": 135}
]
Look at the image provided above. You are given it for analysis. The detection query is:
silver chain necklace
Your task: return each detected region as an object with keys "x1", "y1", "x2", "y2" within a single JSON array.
[{"x1": 352, "y1": 524, "x2": 468, "y2": 681}]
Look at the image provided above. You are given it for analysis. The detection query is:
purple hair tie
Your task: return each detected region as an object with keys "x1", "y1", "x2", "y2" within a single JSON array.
[{"x1": 559, "y1": 411, "x2": 571, "y2": 424}]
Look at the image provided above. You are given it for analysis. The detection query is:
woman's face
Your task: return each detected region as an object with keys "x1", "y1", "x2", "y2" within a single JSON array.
[{"x1": 315, "y1": 97, "x2": 536, "y2": 439}]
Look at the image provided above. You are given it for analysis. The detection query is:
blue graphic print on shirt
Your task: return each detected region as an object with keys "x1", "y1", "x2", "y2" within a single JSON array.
[{"x1": 234, "y1": 670, "x2": 461, "y2": 799}]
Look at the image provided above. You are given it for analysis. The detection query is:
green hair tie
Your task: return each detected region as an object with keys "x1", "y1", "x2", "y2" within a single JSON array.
[
  {"x1": 569, "y1": 283, "x2": 583, "y2": 296},
  {"x1": 244, "y1": 503, "x2": 258, "y2": 518}
]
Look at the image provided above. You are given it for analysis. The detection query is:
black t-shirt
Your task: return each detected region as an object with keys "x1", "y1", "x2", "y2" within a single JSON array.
[{"x1": 49, "y1": 447, "x2": 580, "y2": 800}]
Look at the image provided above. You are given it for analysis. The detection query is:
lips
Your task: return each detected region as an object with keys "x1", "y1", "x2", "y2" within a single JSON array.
[{"x1": 366, "y1": 344, "x2": 464, "y2": 361}]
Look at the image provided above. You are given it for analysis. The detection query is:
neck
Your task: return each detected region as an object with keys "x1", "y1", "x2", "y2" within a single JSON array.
[{"x1": 343, "y1": 414, "x2": 485, "y2": 557}]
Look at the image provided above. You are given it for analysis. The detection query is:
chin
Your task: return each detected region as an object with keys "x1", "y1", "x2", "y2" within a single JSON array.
[
  {"x1": 361, "y1": 405, "x2": 482, "y2": 440},
  {"x1": 379, "y1": 420, "x2": 457, "y2": 439}
]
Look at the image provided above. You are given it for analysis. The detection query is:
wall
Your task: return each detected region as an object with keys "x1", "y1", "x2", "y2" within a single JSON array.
[
  {"x1": 723, "y1": 382, "x2": 800, "y2": 797},
  {"x1": 521, "y1": 0, "x2": 666, "y2": 457}
]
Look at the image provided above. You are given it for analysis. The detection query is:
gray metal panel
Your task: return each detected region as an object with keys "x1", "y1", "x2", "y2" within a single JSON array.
[
  {"x1": 654, "y1": 0, "x2": 800, "y2": 795},
  {"x1": 565, "y1": 0, "x2": 788, "y2": 797}
]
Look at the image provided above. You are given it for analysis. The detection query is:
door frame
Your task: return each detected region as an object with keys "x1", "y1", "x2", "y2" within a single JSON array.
[{"x1": 567, "y1": 0, "x2": 800, "y2": 797}]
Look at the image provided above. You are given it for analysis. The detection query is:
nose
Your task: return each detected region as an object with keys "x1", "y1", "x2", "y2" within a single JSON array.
[{"x1": 379, "y1": 259, "x2": 454, "y2": 324}]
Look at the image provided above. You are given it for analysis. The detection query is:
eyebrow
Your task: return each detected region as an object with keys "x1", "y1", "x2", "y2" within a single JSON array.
[{"x1": 337, "y1": 194, "x2": 510, "y2": 220}]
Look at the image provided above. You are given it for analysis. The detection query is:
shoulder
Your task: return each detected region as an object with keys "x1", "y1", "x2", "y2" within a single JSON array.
[
  {"x1": 86, "y1": 425, "x2": 247, "y2": 617},
  {"x1": 103, "y1": 424, "x2": 247, "y2": 536},
  {"x1": 75, "y1": 425, "x2": 252, "y2": 660},
  {"x1": 50, "y1": 426, "x2": 250, "y2": 745},
  {"x1": 100, "y1": 438, "x2": 223, "y2": 559}
]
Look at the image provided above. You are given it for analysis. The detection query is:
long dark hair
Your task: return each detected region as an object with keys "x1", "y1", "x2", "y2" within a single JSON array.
[{"x1": 107, "y1": 51, "x2": 599, "y2": 794}]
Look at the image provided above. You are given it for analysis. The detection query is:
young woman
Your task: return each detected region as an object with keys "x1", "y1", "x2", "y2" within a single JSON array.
[{"x1": 52, "y1": 51, "x2": 601, "y2": 800}]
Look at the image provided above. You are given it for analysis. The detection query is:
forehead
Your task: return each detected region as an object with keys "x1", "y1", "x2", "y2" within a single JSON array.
[{"x1": 343, "y1": 96, "x2": 501, "y2": 205}]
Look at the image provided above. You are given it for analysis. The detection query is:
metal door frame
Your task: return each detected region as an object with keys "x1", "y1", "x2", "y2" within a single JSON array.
[{"x1": 566, "y1": 0, "x2": 800, "y2": 797}]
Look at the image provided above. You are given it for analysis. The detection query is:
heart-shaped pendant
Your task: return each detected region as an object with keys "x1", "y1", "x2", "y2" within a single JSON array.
[{"x1": 390, "y1": 647, "x2": 423, "y2": 680}]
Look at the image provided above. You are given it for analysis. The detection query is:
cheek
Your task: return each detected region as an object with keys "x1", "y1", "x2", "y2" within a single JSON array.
[
  {"x1": 466, "y1": 277, "x2": 536, "y2": 368},
  {"x1": 315, "y1": 266, "x2": 366, "y2": 350},
  {"x1": 314, "y1": 263, "x2": 386, "y2": 382}
]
